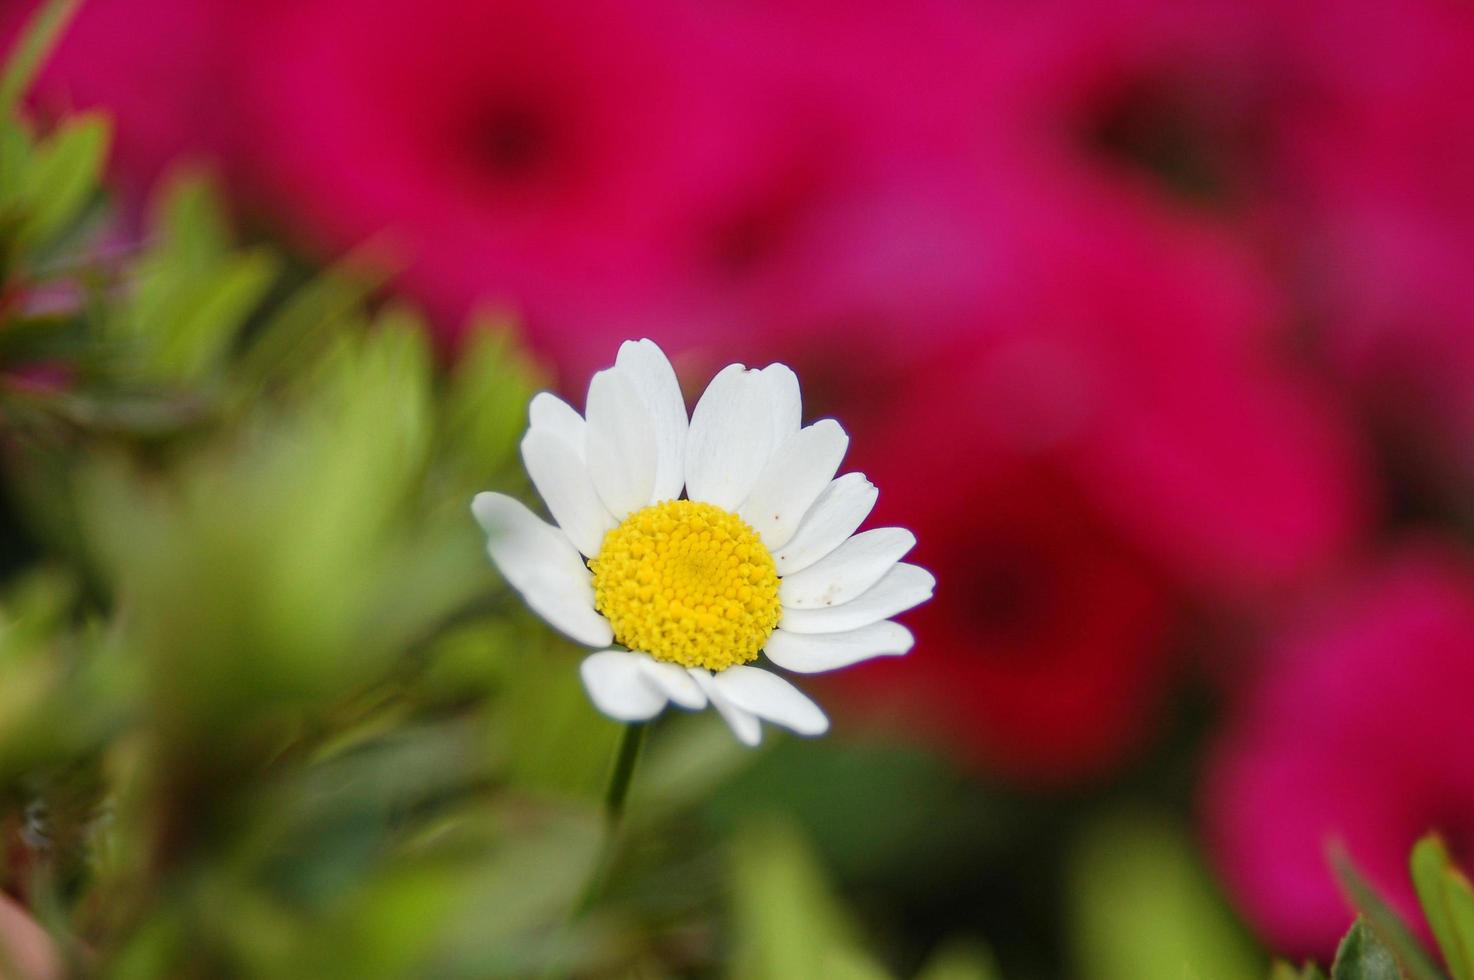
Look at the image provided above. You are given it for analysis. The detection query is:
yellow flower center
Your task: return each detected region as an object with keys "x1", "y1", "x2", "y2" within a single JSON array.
[{"x1": 590, "y1": 499, "x2": 781, "y2": 671}]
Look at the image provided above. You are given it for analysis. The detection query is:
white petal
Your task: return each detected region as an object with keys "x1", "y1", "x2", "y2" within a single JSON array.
[
  {"x1": 685, "y1": 364, "x2": 777, "y2": 509},
  {"x1": 763, "y1": 621, "x2": 915, "y2": 673},
  {"x1": 774, "y1": 473, "x2": 879, "y2": 575},
  {"x1": 471, "y1": 493, "x2": 613, "y2": 647},
  {"x1": 636, "y1": 657, "x2": 707, "y2": 710},
  {"x1": 520, "y1": 428, "x2": 616, "y2": 557},
  {"x1": 712, "y1": 665, "x2": 829, "y2": 736},
  {"x1": 759, "y1": 363, "x2": 802, "y2": 448},
  {"x1": 585, "y1": 368, "x2": 659, "y2": 518},
  {"x1": 690, "y1": 669, "x2": 762, "y2": 746},
  {"x1": 616, "y1": 339, "x2": 688, "y2": 502},
  {"x1": 740, "y1": 420, "x2": 849, "y2": 551},
  {"x1": 778, "y1": 527, "x2": 916, "y2": 609},
  {"x1": 529, "y1": 392, "x2": 587, "y2": 461},
  {"x1": 778, "y1": 563, "x2": 935, "y2": 634},
  {"x1": 580, "y1": 650, "x2": 668, "y2": 721}
]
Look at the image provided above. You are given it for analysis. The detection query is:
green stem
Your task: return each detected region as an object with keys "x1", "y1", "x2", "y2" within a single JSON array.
[
  {"x1": 602, "y1": 721, "x2": 646, "y2": 830},
  {"x1": 543, "y1": 722, "x2": 648, "y2": 979}
]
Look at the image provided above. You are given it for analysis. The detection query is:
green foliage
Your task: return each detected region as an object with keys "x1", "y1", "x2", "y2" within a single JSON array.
[
  {"x1": 1411, "y1": 836, "x2": 1474, "y2": 980},
  {"x1": 1069, "y1": 810, "x2": 1262, "y2": 980},
  {"x1": 1331, "y1": 921, "x2": 1405, "y2": 980},
  {"x1": 1270, "y1": 963, "x2": 1328, "y2": 980},
  {"x1": 1285, "y1": 833, "x2": 1474, "y2": 980},
  {"x1": 107, "y1": 171, "x2": 279, "y2": 382},
  {"x1": 1331, "y1": 844, "x2": 1444, "y2": 980},
  {"x1": 9, "y1": 112, "x2": 109, "y2": 254},
  {"x1": 730, "y1": 817, "x2": 999, "y2": 980},
  {"x1": 0, "y1": 23, "x2": 650, "y2": 967}
]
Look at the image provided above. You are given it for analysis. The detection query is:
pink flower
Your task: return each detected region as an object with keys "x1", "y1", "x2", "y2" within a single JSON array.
[
  {"x1": 1204, "y1": 545, "x2": 1474, "y2": 959},
  {"x1": 991, "y1": 0, "x2": 1474, "y2": 491},
  {"x1": 238, "y1": 0, "x2": 829, "y2": 375},
  {"x1": 810, "y1": 179, "x2": 1371, "y2": 781},
  {"x1": 752, "y1": 161, "x2": 1370, "y2": 597},
  {"x1": 832, "y1": 373, "x2": 1179, "y2": 784}
]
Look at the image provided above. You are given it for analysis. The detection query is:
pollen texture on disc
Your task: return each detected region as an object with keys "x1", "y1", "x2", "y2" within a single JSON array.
[{"x1": 591, "y1": 499, "x2": 782, "y2": 671}]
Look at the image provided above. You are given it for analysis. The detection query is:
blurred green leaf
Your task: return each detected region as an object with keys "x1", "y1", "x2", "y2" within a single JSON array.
[
  {"x1": 0, "y1": 0, "x2": 82, "y2": 117},
  {"x1": 231, "y1": 244, "x2": 392, "y2": 394},
  {"x1": 117, "y1": 171, "x2": 279, "y2": 382},
  {"x1": 1411, "y1": 835, "x2": 1474, "y2": 980},
  {"x1": 1069, "y1": 810, "x2": 1262, "y2": 980},
  {"x1": 14, "y1": 111, "x2": 108, "y2": 252},
  {"x1": 916, "y1": 941, "x2": 1003, "y2": 980},
  {"x1": 497, "y1": 639, "x2": 622, "y2": 800},
  {"x1": 0, "y1": 115, "x2": 33, "y2": 203},
  {"x1": 630, "y1": 712, "x2": 758, "y2": 821},
  {"x1": 1332, "y1": 844, "x2": 1444, "y2": 980},
  {"x1": 1270, "y1": 961, "x2": 1328, "y2": 980},
  {"x1": 1332, "y1": 920, "x2": 1407, "y2": 980},
  {"x1": 439, "y1": 314, "x2": 545, "y2": 482},
  {"x1": 730, "y1": 815, "x2": 894, "y2": 980}
]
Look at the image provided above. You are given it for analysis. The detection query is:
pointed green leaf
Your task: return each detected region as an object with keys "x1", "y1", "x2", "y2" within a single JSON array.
[
  {"x1": 112, "y1": 171, "x2": 278, "y2": 381},
  {"x1": 0, "y1": 0, "x2": 83, "y2": 116},
  {"x1": 1070, "y1": 811, "x2": 1261, "y2": 980},
  {"x1": 1411, "y1": 836, "x2": 1474, "y2": 980},
  {"x1": 15, "y1": 111, "x2": 108, "y2": 250},
  {"x1": 153, "y1": 248, "x2": 278, "y2": 379},
  {"x1": 439, "y1": 313, "x2": 544, "y2": 476},
  {"x1": 1332, "y1": 920, "x2": 1407, "y2": 980},
  {"x1": 731, "y1": 816, "x2": 887, "y2": 980},
  {"x1": 233, "y1": 246, "x2": 391, "y2": 391},
  {"x1": 1331, "y1": 844, "x2": 1444, "y2": 980}
]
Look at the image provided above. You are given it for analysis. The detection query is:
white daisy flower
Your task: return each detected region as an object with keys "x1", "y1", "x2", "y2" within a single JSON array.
[{"x1": 472, "y1": 339, "x2": 933, "y2": 746}]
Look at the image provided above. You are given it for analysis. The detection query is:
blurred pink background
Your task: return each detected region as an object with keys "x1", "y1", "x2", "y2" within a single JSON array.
[{"x1": 9, "y1": 0, "x2": 1474, "y2": 960}]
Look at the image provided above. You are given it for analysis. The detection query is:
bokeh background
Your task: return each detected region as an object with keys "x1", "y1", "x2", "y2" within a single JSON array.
[{"x1": 3, "y1": 0, "x2": 1474, "y2": 976}]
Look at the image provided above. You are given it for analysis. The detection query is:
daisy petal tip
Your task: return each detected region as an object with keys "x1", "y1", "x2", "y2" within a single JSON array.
[
  {"x1": 580, "y1": 651, "x2": 667, "y2": 722},
  {"x1": 470, "y1": 491, "x2": 534, "y2": 538}
]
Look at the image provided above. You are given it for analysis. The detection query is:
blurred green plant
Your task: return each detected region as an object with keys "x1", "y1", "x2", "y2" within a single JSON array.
[
  {"x1": 0, "y1": 3, "x2": 736, "y2": 975},
  {"x1": 1067, "y1": 810, "x2": 1261, "y2": 980}
]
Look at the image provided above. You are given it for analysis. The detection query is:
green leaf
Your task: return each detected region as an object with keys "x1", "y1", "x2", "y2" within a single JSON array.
[
  {"x1": 1411, "y1": 835, "x2": 1474, "y2": 980},
  {"x1": 1331, "y1": 844, "x2": 1444, "y2": 980},
  {"x1": 14, "y1": 110, "x2": 109, "y2": 251},
  {"x1": 915, "y1": 941, "x2": 1003, "y2": 980},
  {"x1": 1268, "y1": 962, "x2": 1328, "y2": 980},
  {"x1": 438, "y1": 314, "x2": 545, "y2": 478},
  {"x1": 1070, "y1": 810, "x2": 1263, "y2": 980},
  {"x1": 232, "y1": 242, "x2": 396, "y2": 394},
  {"x1": 1332, "y1": 920, "x2": 1408, "y2": 980},
  {"x1": 115, "y1": 171, "x2": 278, "y2": 381},
  {"x1": 154, "y1": 246, "x2": 278, "y2": 379},
  {"x1": 731, "y1": 816, "x2": 892, "y2": 980},
  {"x1": 0, "y1": 116, "x2": 34, "y2": 211},
  {"x1": 0, "y1": 0, "x2": 83, "y2": 117}
]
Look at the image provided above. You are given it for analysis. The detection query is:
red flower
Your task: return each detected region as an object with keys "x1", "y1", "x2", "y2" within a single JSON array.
[
  {"x1": 809, "y1": 176, "x2": 1369, "y2": 782},
  {"x1": 1204, "y1": 545, "x2": 1474, "y2": 959},
  {"x1": 238, "y1": 0, "x2": 820, "y2": 375}
]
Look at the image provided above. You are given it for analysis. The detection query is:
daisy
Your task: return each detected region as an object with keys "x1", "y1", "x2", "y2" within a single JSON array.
[{"x1": 472, "y1": 339, "x2": 933, "y2": 745}]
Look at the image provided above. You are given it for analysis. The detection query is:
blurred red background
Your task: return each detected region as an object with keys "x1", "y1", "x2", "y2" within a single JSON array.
[{"x1": 9, "y1": 0, "x2": 1474, "y2": 960}]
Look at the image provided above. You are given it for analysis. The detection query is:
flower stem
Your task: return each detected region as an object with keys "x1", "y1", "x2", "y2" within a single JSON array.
[
  {"x1": 543, "y1": 722, "x2": 647, "y2": 979},
  {"x1": 602, "y1": 721, "x2": 646, "y2": 829}
]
